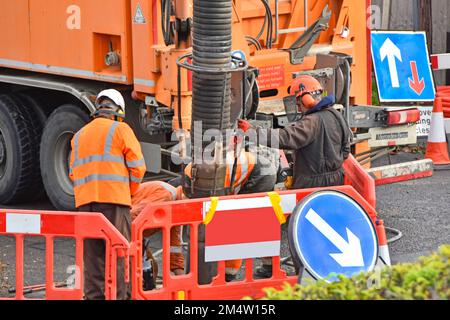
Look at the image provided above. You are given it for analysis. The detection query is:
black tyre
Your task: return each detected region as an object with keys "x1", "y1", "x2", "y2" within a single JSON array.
[
  {"x1": 40, "y1": 104, "x2": 89, "y2": 211},
  {"x1": 13, "y1": 93, "x2": 49, "y2": 201},
  {"x1": 0, "y1": 94, "x2": 43, "y2": 204},
  {"x1": 15, "y1": 92, "x2": 48, "y2": 125}
]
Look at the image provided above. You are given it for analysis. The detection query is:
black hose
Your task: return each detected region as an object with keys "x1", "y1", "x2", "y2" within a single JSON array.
[
  {"x1": 189, "y1": 0, "x2": 233, "y2": 198},
  {"x1": 256, "y1": 14, "x2": 268, "y2": 41},
  {"x1": 261, "y1": 0, "x2": 273, "y2": 48},
  {"x1": 385, "y1": 226, "x2": 403, "y2": 244},
  {"x1": 245, "y1": 35, "x2": 262, "y2": 50},
  {"x1": 162, "y1": 0, "x2": 174, "y2": 46},
  {"x1": 177, "y1": 64, "x2": 182, "y2": 129}
]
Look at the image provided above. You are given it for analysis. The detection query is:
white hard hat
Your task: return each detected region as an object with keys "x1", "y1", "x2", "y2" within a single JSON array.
[{"x1": 95, "y1": 89, "x2": 126, "y2": 115}]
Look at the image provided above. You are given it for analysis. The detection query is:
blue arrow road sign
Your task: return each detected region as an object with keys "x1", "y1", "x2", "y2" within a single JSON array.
[
  {"x1": 288, "y1": 191, "x2": 378, "y2": 282},
  {"x1": 371, "y1": 31, "x2": 436, "y2": 102}
]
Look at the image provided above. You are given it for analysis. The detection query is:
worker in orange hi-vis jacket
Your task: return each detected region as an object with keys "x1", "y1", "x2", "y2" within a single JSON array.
[
  {"x1": 131, "y1": 181, "x2": 185, "y2": 289},
  {"x1": 69, "y1": 89, "x2": 146, "y2": 300}
]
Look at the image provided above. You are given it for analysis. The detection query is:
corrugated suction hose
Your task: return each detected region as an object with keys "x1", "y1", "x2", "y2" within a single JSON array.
[{"x1": 189, "y1": 0, "x2": 233, "y2": 197}]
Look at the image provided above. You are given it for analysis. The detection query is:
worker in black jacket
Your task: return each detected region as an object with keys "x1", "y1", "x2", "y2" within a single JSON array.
[
  {"x1": 239, "y1": 75, "x2": 352, "y2": 278},
  {"x1": 239, "y1": 75, "x2": 351, "y2": 189}
]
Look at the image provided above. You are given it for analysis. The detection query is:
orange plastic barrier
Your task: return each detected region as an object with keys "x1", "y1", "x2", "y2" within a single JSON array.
[
  {"x1": 130, "y1": 185, "x2": 381, "y2": 300},
  {"x1": 436, "y1": 86, "x2": 450, "y2": 118},
  {"x1": 343, "y1": 155, "x2": 377, "y2": 209},
  {"x1": 0, "y1": 158, "x2": 381, "y2": 300},
  {"x1": 0, "y1": 209, "x2": 129, "y2": 300}
]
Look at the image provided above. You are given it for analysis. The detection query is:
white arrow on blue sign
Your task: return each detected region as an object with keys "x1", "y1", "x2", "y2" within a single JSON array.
[
  {"x1": 288, "y1": 191, "x2": 378, "y2": 282},
  {"x1": 371, "y1": 31, "x2": 436, "y2": 103}
]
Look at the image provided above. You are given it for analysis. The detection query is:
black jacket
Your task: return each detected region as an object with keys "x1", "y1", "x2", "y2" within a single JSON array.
[{"x1": 259, "y1": 105, "x2": 351, "y2": 189}]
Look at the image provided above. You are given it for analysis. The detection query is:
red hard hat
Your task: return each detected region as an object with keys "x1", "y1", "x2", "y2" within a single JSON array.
[{"x1": 290, "y1": 75, "x2": 323, "y2": 98}]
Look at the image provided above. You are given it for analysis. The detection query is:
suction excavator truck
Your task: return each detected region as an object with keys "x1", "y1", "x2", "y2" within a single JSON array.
[{"x1": 0, "y1": 0, "x2": 373, "y2": 210}]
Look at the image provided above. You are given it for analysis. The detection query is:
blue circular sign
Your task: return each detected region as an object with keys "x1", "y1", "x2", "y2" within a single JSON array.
[{"x1": 288, "y1": 191, "x2": 378, "y2": 282}]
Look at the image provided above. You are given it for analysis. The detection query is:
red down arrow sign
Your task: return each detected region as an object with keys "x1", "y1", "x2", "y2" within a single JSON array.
[{"x1": 409, "y1": 61, "x2": 425, "y2": 95}]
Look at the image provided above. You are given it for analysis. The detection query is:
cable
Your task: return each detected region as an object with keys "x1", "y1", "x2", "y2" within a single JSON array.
[
  {"x1": 248, "y1": 1, "x2": 273, "y2": 49},
  {"x1": 161, "y1": 0, "x2": 174, "y2": 46},
  {"x1": 385, "y1": 226, "x2": 404, "y2": 244},
  {"x1": 245, "y1": 35, "x2": 262, "y2": 50},
  {"x1": 256, "y1": 14, "x2": 268, "y2": 40},
  {"x1": 267, "y1": 1, "x2": 273, "y2": 48},
  {"x1": 261, "y1": 0, "x2": 273, "y2": 48},
  {"x1": 177, "y1": 64, "x2": 182, "y2": 129}
]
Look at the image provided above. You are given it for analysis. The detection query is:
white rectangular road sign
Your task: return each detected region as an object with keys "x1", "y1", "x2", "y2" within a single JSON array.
[{"x1": 416, "y1": 106, "x2": 433, "y2": 137}]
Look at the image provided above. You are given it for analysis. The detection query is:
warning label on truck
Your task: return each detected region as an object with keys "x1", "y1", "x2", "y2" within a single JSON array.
[
  {"x1": 134, "y1": 4, "x2": 146, "y2": 24},
  {"x1": 258, "y1": 65, "x2": 285, "y2": 91}
]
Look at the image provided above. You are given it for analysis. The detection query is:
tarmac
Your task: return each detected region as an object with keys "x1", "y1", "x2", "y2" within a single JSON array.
[
  {"x1": 375, "y1": 152, "x2": 450, "y2": 264},
  {"x1": 0, "y1": 150, "x2": 449, "y2": 298}
]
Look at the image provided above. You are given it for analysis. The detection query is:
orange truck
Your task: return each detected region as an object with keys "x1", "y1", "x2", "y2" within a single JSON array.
[{"x1": 0, "y1": 0, "x2": 373, "y2": 210}]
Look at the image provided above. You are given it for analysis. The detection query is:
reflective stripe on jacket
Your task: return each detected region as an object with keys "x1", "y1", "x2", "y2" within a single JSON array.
[{"x1": 70, "y1": 118, "x2": 146, "y2": 208}]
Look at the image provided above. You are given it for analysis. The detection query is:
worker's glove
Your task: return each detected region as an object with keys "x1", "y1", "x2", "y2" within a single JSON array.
[{"x1": 238, "y1": 119, "x2": 252, "y2": 133}]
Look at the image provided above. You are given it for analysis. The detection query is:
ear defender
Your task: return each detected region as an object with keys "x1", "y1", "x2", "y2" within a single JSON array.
[
  {"x1": 292, "y1": 76, "x2": 324, "y2": 109},
  {"x1": 116, "y1": 109, "x2": 125, "y2": 122},
  {"x1": 301, "y1": 93, "x2": 317, "y2": 109}
]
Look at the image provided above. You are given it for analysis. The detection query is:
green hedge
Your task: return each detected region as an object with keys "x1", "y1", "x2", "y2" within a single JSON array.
[
  {"x1": 372, "y1": 76, "x2": 380, "y2": 106},
  {"x1": 252, "y1": 245, "x2": 449, "y2": 300}
]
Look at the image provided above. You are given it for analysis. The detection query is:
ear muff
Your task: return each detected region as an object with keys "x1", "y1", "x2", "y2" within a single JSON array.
[
  {"x1": 301, "y1": 93, "x2": 317, "y2": 109},
  {"x1": 116, "y1": 109, "x2": 125, "y2": 120},
  {"x1": 93, "y1": 107, "x2": 126, "y2": 120}
]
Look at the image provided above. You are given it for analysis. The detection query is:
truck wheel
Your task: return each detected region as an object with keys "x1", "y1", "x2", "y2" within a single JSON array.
[
  {"x1": 0, "y1": 94, "x2": 43, "y2": 204},
  {"x1": 40, "y1": 105, "x2": 89, "y2": 211},
  {"x1": 13, "y1": 93, "x2": 48, "y2": 201},
  {"x1": 15, "y1": 92, "x2": 48, "y2": 126}
]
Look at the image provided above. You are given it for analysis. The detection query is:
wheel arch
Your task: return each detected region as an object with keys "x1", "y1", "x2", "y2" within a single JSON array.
[{"x1": 0, "y1": 70, "x2": 117, "y2": 115}]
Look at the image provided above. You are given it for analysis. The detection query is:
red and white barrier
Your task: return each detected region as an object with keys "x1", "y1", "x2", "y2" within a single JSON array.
[
  {"x1": 430, "y1": 54, "x2": 450, "y2": 119},
  {"x1": 0, "y1": 210, "x2": 130, "y2": 300},
  {"x1": 203, "y1": 195, "x2": 296, "y2": 262},
  {"x1": 431, "y1": 53, "x2": 450, "y2": 70}
]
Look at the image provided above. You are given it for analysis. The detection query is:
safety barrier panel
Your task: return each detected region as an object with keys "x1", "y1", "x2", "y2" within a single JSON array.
[
  {"x1": 342, "y1": 156, "x2": 390, "y2": 263},
  {"x1": 130, "y1": 185, "x2": 382, "y2": 300},
  {"x1": 436, "y1": 86, "x2": 450, "y2": 118},
  {"x1": 0, "y1": 156, "x2": 380, "y2": 300},
  {"x1": 0, "y1": 209, "x2": 129, "y2": 300},
  {"x1": 343, "y1": 154, "x2": 377, "y2": 209}
]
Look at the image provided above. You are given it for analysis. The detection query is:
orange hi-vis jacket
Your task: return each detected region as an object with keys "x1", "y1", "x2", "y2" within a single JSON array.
[
  {"x1": 131, "y1": 181, "x2": 184, "y2": 272},
  {"x1": 70, "y1": 117, "x2": 146, "y2": 208},
  {"x1": 130, "y1": 181, "x2": 183, "y2": 220}
]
